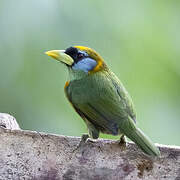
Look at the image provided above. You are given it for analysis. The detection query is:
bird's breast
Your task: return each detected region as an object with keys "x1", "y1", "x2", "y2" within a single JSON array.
[
  {"x1": 66, "y1": 71, "x2": 119, "y2": 105},
  {"x1": 67, "y1": 76, "x2": 100, "y2": 104}
]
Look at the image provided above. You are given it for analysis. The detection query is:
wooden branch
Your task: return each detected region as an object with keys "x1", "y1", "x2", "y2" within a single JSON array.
[
  {"x1": 0, "y1": 114, "x2": 180, "y2": 180},
  {"x1": 0, "y1": 113, "x2": 20, "y2": 130}
]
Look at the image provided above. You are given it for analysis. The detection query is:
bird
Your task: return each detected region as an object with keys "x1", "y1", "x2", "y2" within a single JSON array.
[{"x1": 45, "y1": 46, "x2": 160, "y2": 156}]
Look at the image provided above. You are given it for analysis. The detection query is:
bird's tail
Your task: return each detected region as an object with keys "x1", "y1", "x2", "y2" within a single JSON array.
[{"x1": 121, "y1": 117, "x2": 160, "y2": 157}]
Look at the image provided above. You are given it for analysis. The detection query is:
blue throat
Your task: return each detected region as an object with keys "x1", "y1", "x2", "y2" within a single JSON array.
[{"x1": 72, "y1": 57, "x2": 97, "y2": 73}]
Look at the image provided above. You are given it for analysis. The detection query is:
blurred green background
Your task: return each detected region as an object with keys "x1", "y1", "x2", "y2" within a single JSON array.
[{"x1": 0, "y1": 1, "x2": 180, "y2": 145}]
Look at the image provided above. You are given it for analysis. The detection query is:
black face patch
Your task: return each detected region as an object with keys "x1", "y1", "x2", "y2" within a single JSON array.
[
  {"x1": 65, "y1": 47, "x2": 89, "y2": 63},
  {"x1": 65, "y1": 47, "x2": 78, "y2": 57}
]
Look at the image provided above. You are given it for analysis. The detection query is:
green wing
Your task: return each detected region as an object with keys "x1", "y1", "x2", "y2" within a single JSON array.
[
  {"x1": 65, "y1": 73, "x2": 160, "y2": 156},
  {"x1": 64, "y1": 71, "x2": 136, "y2": 136},
  {"x1": 64, "y1": 71, "x2": 160, "y2": 156},
  {"x1": 108, "y1": 71, "x2": 136, "y2": 121}
]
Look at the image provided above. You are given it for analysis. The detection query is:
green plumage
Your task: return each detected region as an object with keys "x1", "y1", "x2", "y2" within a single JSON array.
[
  {"x1": 45, "y1": 46, "x2": 160, "y2": 156},
  {"x1": 65, "y1": 68, "x2": 160, "y2": 157}
]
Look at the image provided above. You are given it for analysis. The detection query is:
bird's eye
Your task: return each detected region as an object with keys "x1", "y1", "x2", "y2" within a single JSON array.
[{"x1": 77, "y1": 53, "x2": 84, "y2": 59}]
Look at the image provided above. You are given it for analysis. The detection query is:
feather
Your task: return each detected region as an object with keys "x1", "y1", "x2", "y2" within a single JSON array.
[{"x1": 64, "y1": 70, "x2": 160, "y2": 156}]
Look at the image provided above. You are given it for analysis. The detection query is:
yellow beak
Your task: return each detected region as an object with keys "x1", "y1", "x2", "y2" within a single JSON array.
[{"x1": 45, "y1": 50, "x2": 74, "y2": 66}]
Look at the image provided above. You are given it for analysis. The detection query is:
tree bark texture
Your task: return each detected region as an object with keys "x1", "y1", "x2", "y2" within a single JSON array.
[{"x1": 0, "y1": 113, "x2": 180, "y2": 180}]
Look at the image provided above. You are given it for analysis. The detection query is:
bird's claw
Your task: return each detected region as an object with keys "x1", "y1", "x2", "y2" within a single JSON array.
[
  {"x1": 72, "y1": 134, "x2": 89, "y2": 153},
  {"x1": 119, "y1": 135, "x2": 126, "y2": 151},
  {"x1": 81, "y1": 134, "x2": 89, "y2": 143}
]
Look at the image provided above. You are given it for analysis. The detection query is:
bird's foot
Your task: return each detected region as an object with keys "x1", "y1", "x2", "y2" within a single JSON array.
[
  {"x1": 81, "y1": 134, "x2": 89, "y2": 143},
  {"x1": 72, "y1": 134, "x2": 89, "y2": 153},
  {"x1": 81, "y1": 134, "x2": 98, "y2": 144},
  {"x1": 118, "y1": 135, "x2": 126, "y2": 151},
  {"x1": 87, "y1": 138, "x2": 98, "y2": 143}
]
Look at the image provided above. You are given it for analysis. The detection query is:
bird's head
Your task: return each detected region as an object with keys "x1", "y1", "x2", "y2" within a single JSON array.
[{"x1": 45, "y1": 46, "x2": 107, "y2": 75}]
